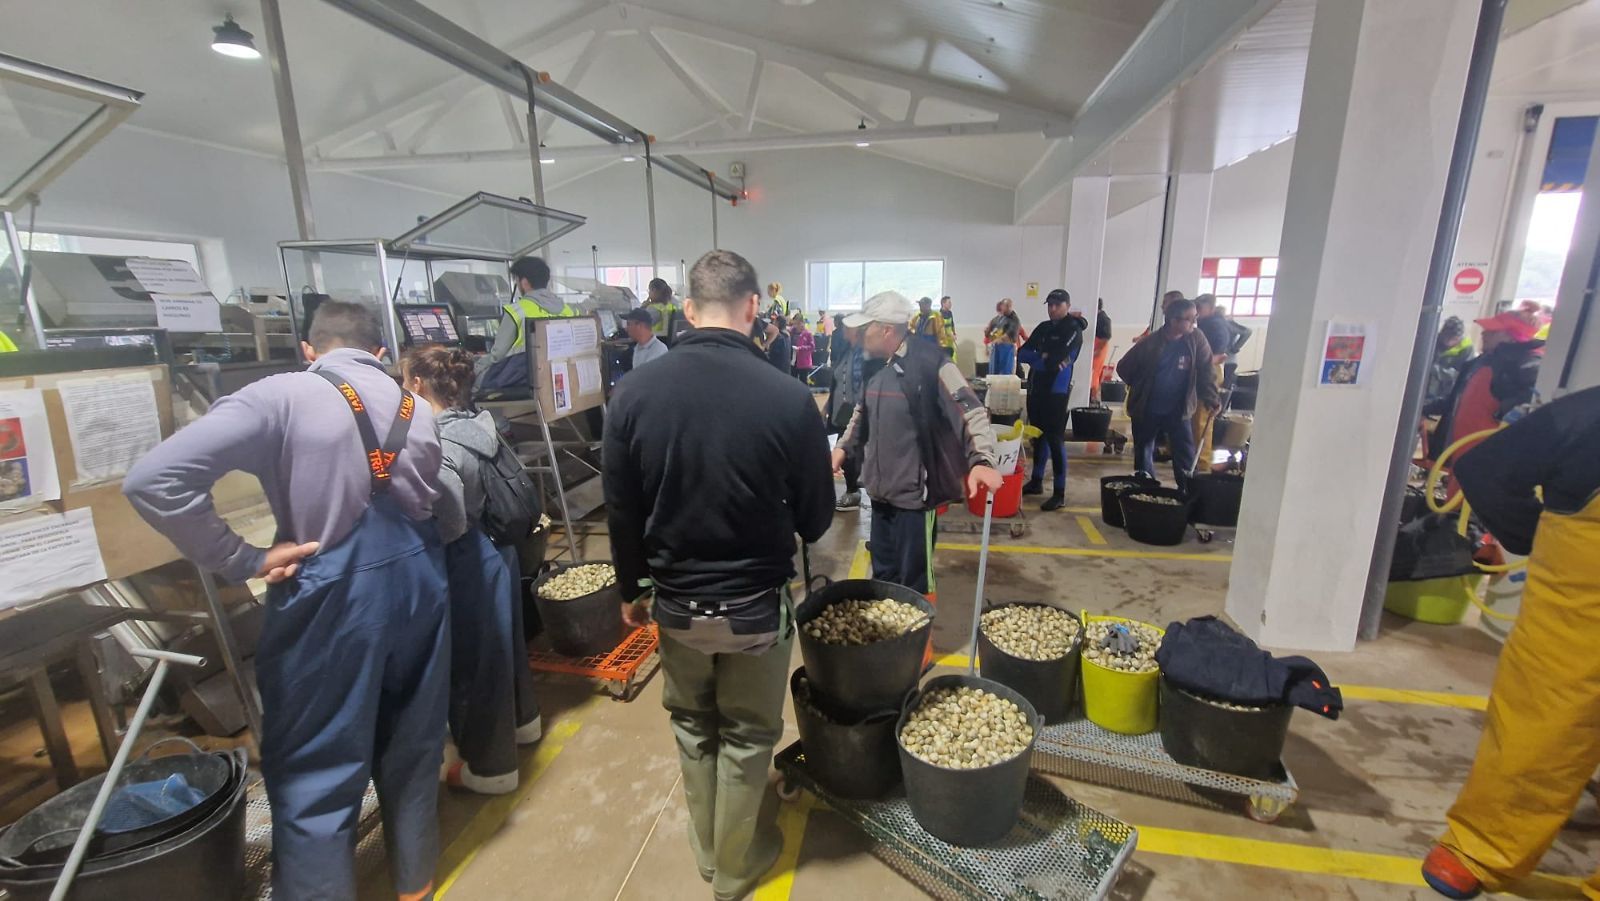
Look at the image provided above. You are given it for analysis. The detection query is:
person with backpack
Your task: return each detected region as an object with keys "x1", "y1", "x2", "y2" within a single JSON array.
[{"x1": 402, "y1": 345, "x2": 544, "y2": 796}]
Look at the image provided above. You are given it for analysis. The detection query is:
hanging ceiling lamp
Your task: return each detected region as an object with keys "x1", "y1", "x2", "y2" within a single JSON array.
[{"x1": 211, "y1": 15, "x2": 262, "y2": 60}]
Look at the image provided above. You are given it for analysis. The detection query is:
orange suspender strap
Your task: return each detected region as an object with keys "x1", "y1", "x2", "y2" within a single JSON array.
[{"x1": 313, "y1": 370, "x2": 416, "y2": 495}]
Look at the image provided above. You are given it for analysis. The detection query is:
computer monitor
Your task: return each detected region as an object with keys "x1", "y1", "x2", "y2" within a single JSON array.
[{"x1": 395, "y1": 304, "x2": 462, "y2": 347}]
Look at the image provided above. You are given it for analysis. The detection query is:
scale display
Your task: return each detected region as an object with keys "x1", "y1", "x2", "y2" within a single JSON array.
[{"x1": 396, "y1": 304, "x2": 462, "y2": 346}]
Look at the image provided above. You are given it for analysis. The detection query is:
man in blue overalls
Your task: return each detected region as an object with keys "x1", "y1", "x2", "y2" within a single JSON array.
[{"x1": 125, "y1": 301, "x2": 449, "y2": 901}]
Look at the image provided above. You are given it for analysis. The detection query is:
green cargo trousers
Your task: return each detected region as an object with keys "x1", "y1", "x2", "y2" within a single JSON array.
[{"x1": 659, "y1": 627, "x2": 792, "y2": 900}]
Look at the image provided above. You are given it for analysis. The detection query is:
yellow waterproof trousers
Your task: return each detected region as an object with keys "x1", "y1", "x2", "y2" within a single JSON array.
[{"x1": 1440, "y1": 492, "x2": 1600, "y2": 899}]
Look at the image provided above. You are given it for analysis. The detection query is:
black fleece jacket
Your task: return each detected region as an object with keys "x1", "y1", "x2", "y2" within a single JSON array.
[{"x1": 603, "y1": 327, "x2": 835, "y2": 603}]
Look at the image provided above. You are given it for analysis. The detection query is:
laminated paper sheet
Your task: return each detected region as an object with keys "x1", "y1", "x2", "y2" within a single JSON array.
[
  {"x1": 0, "y1": 508, "x2": 108, "y2": 609},
  {"x1": 56, "y1": 372, "x2": 162, "y2": 487},
  {"x1": 152, "y1": 293, "x2": 223, "y2": 333},
  {"x1": 0, "y1": 389, "x2": 59, "y2": 514},
  {"x1": 575, "y1": 356, "x2": 603, "y2": 396},
  {"x1": 544, "y1": 321, "x2": 576, "y2": 361},
  {"x1": 124, "y1": 257, "x2": 209, "y2": 295},
  {"x1": 550, "y1": 361, "x2": 573, "y2": 414}
]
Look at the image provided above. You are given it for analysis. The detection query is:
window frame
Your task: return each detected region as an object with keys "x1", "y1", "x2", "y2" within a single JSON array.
[{"x1": 805, "y1": 257, "x2": 946, "y2": 314}]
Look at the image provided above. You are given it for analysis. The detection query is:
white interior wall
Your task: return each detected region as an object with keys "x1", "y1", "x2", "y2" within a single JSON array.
[
  {"x1": 28, "y1": 126, "x2": 454, "y2": 298},
  {"x1": 1097, "y1": 194, "x2": 1166, "y2": 364},
  {"x1": 545, "y1": 148, "x2": 1064, "y2": 370}
]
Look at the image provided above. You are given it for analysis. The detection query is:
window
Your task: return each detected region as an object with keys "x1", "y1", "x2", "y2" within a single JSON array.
[
  {"x1": 807, "y1": 259, "x2": 944, "y2": 312},
  {"x1": 0, "y1": 231, "x2": 202, "y2": 275},
  {"x1": 1200, "y1": 256, "x2": 1276, "y2": 317},
  {"x1": 562, "y1": 265, "x2": 678, "y2": 303}
]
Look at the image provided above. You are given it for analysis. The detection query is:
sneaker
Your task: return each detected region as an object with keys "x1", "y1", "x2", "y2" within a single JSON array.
[
  {"x1": 1421, "y1": 846, "x2": 1481, "y2": 899},
  {"x1": 835, "y1": 491, "x2": 861, "y2": 511},
  {"x1": 1021, "y1": 480, "x2": 1044, "y2": 496},
  {"x1": 446, "y1": 760, "x2": 518, "y2": 795},
  {"x1": 515, "y1": 716, "x2": 543, "y2": 745},
  {"x1": 1041, "y1": 495, "x2": 1065, "y2": 512}
]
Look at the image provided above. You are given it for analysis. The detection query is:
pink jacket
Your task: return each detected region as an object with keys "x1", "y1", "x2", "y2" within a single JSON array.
[{"x1": 790, "y1": 325, "x2": 815, "y2": 368}]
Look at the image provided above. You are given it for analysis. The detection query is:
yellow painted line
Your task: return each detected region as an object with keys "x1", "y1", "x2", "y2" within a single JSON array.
[
  {"x1": 1076, "y1": 515, "x2": 1108, "y2": 546},
  {"x1": 847, "y1": 540, "x2": 871, "y2": 579},
  {"x1": 436, "y1": 718, "x2": 583, "y2": 897},
  {"x1": 753, "y1": 792, "x2": 817, "y2": 900},
  {"x1": 1135, "y1": 825, "x2": 1583, "y2": 891},
  {"x1": 940, "y1": 542, "x2": 1231, "y2": 563},
  {"x1": 1065, "y1": 506, "x2": 1100, "y2": 514},
  {"x1": 1339, "y1": 684, "x2": 1488, "y2": 711}
]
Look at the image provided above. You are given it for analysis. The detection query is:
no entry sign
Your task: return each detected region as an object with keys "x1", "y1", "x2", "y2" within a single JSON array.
[{"x1": 1453, "y1": 267, "x2": 1485, "y2": 295}]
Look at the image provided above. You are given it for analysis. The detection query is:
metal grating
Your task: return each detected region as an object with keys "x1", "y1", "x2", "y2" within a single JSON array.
[
  {"x1": 776, "y1": 743, "x2": 1136, "y2": 901},
  {"x1": 244, "y1": 778, "x2": 387, "y2": 899},
  {"x1": 1033, "y1": 719, "x2": 1298, "y2": 807}
]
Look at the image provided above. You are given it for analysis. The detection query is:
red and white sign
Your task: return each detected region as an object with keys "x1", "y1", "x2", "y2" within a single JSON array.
[{"x1": 1453, "y1": 266, "x2": 1485, "y2": 296}]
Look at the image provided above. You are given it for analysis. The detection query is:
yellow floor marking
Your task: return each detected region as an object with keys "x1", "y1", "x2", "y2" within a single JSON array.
[
  {"x1": 753, "y1": 792, "x2": 817, "y2": 901},
  {"x1": 436, "y1": 718, "x2": 583, "y2": 897},
  {"x1": 1076, "y1": 515, "x2": 1108, "y2": 546},
  {"x1": 848, "y1": 540, "x2": 871, "y2": 579},
  {"x1": 1065, "y1": 505, "x2": 1101, "y2": 514},
  {"x1": 940, "y1": 542, "x2": 1231, "y2": 563},
  {"x1": 1339, "y1": 684, "x2": 1488, "y2": 711}
]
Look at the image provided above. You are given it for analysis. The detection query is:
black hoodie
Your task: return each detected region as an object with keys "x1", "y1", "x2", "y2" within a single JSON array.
[{"x1": 603, "y1": 327, "x2": 834, "y2": 603}]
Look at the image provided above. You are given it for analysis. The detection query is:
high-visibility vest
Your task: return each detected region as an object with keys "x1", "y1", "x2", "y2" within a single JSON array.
[
  {"x1": 0, "y1": 330, "x2": 16, "y2": 353},
  {"x1": 645, "y1": 300, "x2": 680, "y2": 336},
  {"x1": 503, "y1": 296, "x2": 579, "y2": 351}
]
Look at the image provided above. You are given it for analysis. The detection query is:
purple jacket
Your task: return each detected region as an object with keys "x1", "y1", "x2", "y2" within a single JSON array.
[{"x1": 124, "y1": 348, "x2": 441, "y2": 582}]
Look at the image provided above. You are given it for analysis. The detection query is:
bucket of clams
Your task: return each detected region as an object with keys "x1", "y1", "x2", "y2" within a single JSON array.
[
  {"x1": 532, "y1": 561, "x2": 625, "y2": 658},
  {"x1": 796, "y1": 579, "x2": 934, "y2": 719},
  {"x1": 1079, "y1": 613, "x2": 1164, "y2": 735},
  {"x1": 789, "y1": 668, "x2": 902, "y2": 800},
  {"x1": 895, "y1": 674, "x2": 1042, "y2": 846},
  {"x1": 1100, "y1": 474, "x2": 1160, "y2": 528},
  {"x1": 975, "y1": 602, "x2": 1082, "y2": 724}
]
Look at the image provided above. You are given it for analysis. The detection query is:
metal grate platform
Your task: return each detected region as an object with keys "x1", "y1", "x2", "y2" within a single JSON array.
[
  {"x1": 245, "y1": 778, "x2": 386, "y2": 899},
  {"x1": 529, "y1": 623, "x2": 661, "y2": 700},
  {"x1": 1032, "y1": 718, "x2": 1298, "y2": 822},
  {"x1": 776, "y1": 742, "x2": 1137, "y2": 900}
]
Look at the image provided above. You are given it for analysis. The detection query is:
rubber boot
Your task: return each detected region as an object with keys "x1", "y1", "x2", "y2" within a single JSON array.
[
  {"x1": 1041, "y1": 495, "x2": 1065, "y2": 512},
  {"x1": 1021, "y1": 479, "x2": 1043, "y2": 496},
  {"x1": 1421, "y1": 846, "x2": 1481, "y2": 899}
]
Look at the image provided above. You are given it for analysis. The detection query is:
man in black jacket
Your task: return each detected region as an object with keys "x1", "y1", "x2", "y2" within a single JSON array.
[
  {"x1": 1116, "y1": 299, "x2": 1219, "y2": 493},
  {"x1": 603, "y1": 250, "x2": 833, "y2": 901}
]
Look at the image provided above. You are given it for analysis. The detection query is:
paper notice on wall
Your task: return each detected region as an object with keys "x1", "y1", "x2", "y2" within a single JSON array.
[
  {"x1": 0, "y1": 389, "x2": 60, "y2": 514},
  {"x1": 544, "y1": 321, "x2": 576, "y2": 361},
  {"x1": 569, "y1": 317, "x2": 599, "y2": 352},
  {"x1": 124, "y1": 257, "x2": 210, "y2": 296},
  {"x1": 575, "y1": 356, "x2": 603, "y2": 396},
  {"x1": 56, "y1": 373, "x2": 162, "y2": 486},
  {"x1": 0, "y1": 509, "x2": 108, "y2": 609},
  {"x1": 151, "y1": 293, "x2": 223, "y2": 333},
  {"x1": 1318, "y1": 321, "x2": 1370, "y2": 387},
  {"x1": 550, "y1": 362, "x2": 573, "y2": 414}
]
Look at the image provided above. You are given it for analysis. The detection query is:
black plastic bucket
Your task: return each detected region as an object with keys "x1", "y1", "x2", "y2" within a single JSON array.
[
  {"x1": 1069, "y1": 406, "x2": 1112, "y2": 441},
  {"x1": 0, "y1": 749, "x2": 248, "y2": 901},
  {"x1": 790, "y1": 668, "x2": 902, "y2": 800},
  {"x1": 514, "y1": 524, "x2": 549, "y2": 579},
  {"x1": 896, "y1": 674, "x2": 1041, "y2": 846},
  {"x1": 1158, "y1": 677, "x2": 1292, "y2": 779},
  {"x1": 1189, "y1": 472, "x2": 1245, "y2": 527},
  {"x1": 1100, "y1": 474, "x2": 1159, "y2": 528},
  {"x1": 975, "y1": 604, "x2": 1082, "y2": 724},
  {"x1": 1120, "y1": 487, "x2": 1192, "y2": 546},
  {"x1": 533, "y1": 561, "x2": 625, "y2": 658},
  {"x1": 797, "y1": 579, "x2": 933, "y2": 720},
  {"x1": 1101, "y1": 381, "x2": 1128, "y2": 403}
]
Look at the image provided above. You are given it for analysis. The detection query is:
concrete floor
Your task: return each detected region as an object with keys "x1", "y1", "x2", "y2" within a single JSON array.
[{"x1": 389, "y1": 458, "x2": 1598, "y2": 901}]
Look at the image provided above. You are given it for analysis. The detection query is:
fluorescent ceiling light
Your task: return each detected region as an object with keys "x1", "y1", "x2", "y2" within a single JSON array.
[
  {"x1": 211, "y1": 15, "x2": 261, "y2": 59},
  {"x1": 622, "y1": 155, "x2": 638, "y2": 162},
  {"x1": 539, "y1": 157, "x2": 555, "y2": 164},
  {"x1": 855, "y1": 141, "x2": 871, "y2": 148}
]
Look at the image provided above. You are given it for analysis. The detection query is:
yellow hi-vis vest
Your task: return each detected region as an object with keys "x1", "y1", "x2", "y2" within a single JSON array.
[
  {"x1": 503, "y1": 296, "x2": 579, "y2": 351},
  {"x1": 645, "y1": 300, "x2": 679, "y2": 336},
  {"x1": 0, "y1": 330, "x2": 16, "y2": 353}
]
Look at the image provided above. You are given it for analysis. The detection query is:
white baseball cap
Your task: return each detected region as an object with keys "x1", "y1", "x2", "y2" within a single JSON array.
[{"x1": 842, "y1": 291, "x2": 914, "y2": 328}]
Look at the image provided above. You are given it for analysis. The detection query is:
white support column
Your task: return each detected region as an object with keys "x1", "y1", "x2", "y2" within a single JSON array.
[
  {"x1": 1156, "y1": 172, "x2": 1212, "y2": 310},
  {"x1": 1061, "y1": 177, "x2": 1110, "y2": 407},
  {"x1": 1225, "y1": 0, "x2": 1479, "y2": 651}
]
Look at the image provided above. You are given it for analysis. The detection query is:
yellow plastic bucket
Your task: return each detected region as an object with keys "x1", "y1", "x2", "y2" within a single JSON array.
[
  {"x1": 1080, "y1": 612, "x2": 1164, "y2": 735},
  {"x1": 1383, "y1": 575, "x2": 1477, "y2": 625}
]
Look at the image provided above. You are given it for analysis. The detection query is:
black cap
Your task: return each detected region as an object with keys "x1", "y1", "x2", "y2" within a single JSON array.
[
  {"x1": 1045, "y1": 288, "x2": 1070, "y2": 305},
  {"x1": 622, "y1": 308, "x2": 656, "y2": 326}
]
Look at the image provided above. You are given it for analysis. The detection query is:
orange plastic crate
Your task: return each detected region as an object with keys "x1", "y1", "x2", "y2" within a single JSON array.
[{"x1": 529, "y1": 623, "x2": 660, "y2": 700}]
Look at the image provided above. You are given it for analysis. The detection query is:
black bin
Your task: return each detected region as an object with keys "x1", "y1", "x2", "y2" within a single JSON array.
[
  {"x1": 1158, "y1": 677, "x2": 1292, "y2": 779},
  {"x1": 896, "y1": 674, "x2": 1041, "y2": 846},
  {"x1": 533, "y1": 561, "x2": 625, "y2": 658},
  {"x1": 1189, "y1": 472, "x2": 1245, "y2": 527},
  {"x1": 1101, "y1": 381, "x2": 1128, "y2": 403},
  {"x1": 976, "y1": 604, "x2": 1081, "y2": 724},
  {"x1": 790, "y1": 668, "x2": 901, "y2": 800},
  {"x1": 1100, "y1": 474, "x2": 1159, "y2": 528},
  {"x1": 797, "y1": 579, "x2": 933, "y2": 720},
  {"x1": 1120, "y1": 487, "x2": 1192, "y2": 546},
  {"x1": 1069, "y1": 406, "x2": 1112, "y2": 441}
]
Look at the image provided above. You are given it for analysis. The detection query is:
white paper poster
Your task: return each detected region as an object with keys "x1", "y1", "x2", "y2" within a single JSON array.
[
  {"x1": 151, "y1": 293, "x2": 223, "y2": 333},
  {"x1": 56, "y1": 373, "x2": 162, "y2": 486},
  {"x1": 124, "y1": 257, "x2": 210, "y2": 296},
  {"x1": 0, "y1": 389, "x2": 60, "y2": 513},
  {"x1": 0, "y1": 509, "x2": 109, "y2": 609},
  {"x1": 1318, "y1": 322, "x2": 1370, "y2": 387},
  {"x1": 569, "y1": 317, "x2": 599, "y2": 352},
  {"x1": 550, "y1": 362, "x2": 573, "y2": 414},
  {"x1": 544, "y1": 321, "x2": 576, "y2": 361},
  {"x1": 575, "y1": 356, "x2": 603, "y2": 396}
]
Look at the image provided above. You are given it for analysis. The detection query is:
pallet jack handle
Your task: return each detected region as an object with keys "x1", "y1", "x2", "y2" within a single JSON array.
[{"x1": 963, "y1": 492, "x2": 996, "y2": 677}]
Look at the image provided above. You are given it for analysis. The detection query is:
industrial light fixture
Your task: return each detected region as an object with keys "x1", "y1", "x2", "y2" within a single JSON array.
[
  {"x1": 210, "y1": 15, "x2": 261, "y2": 59},
  {"x1": 855, "y1": 117, "x2": 869, "y2": 146},
  {"x1": 540, "y1": 157, "x2": 555, "y2": 164},
  {"x1": 855, "y1": 141, "x2": 871, "y2": 147},
  {"x1": 622, "y1": 154, "x2": 638, "y2": 162}
]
